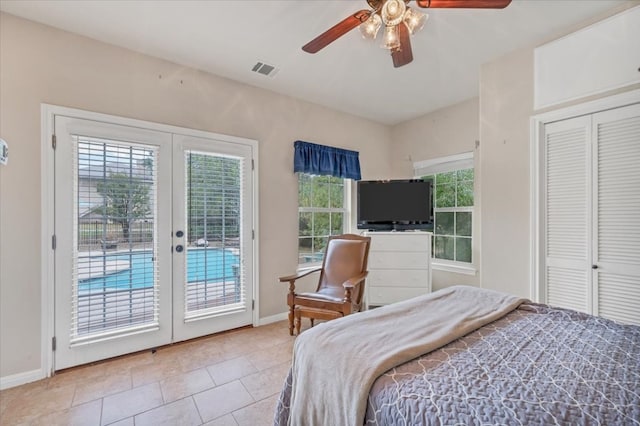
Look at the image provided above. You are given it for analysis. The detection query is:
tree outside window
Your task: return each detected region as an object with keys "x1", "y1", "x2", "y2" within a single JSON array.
[
  {"x1": 298, "y1": 174, "x2": 347, "y2": 264},
  {"x1": 422, "y1": 168, "x2": 474, "y2": 263}
]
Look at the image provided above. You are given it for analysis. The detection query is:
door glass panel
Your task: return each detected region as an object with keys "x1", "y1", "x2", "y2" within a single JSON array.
[
  {"x1": 184, "y1": 151, "x2": 243, "y2": 316},
  {"x1": 74, "y1": 137, "x2": 158, "y2": 340}
]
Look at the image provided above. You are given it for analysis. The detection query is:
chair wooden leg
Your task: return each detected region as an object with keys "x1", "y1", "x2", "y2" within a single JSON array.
[
  {"x1": 288, "y1": 306, "x2": 295, "y2": 336},
  {"x1": 310, "y1": 318, "x2": 315, "y2": 327},
  {"x1": 295, "y1": 311, "x2": 302, "y2": 335},
  {"x1": 287, "y1": 283, "x2": 295, "y2": 336}
]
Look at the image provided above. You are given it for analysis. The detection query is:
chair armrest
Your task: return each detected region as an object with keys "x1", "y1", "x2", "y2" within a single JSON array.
[
  {"x1": 342, "y1": 271, "x2": 369, "y2": 289},
  {"x1": 279, "y1": 267, "x2": 322, "y2": 282}
]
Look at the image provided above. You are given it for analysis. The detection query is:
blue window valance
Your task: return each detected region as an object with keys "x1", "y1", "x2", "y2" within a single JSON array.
[{"x1": 293, "y1": 140, "x2": 361, "y2": 180}]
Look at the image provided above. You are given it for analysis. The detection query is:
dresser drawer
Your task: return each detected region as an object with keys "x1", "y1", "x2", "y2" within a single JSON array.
[
  {"x1": 367, "y1": 269, "x2": 428, "y2": 289},
  {"x1": 363, "y1": 231, "x2": 432, "y2": 306},
  {"x1": 369, "y1": 251, "x2": 427, "y2": 269},
  {"x1": 369, "y1": 233, "x2": 430, "y2": 252}
]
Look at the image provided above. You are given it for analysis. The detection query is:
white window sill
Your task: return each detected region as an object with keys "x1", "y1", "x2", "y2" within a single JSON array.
[{"x1": 432, "y1": 261, "x2": 477, "y2": 276}]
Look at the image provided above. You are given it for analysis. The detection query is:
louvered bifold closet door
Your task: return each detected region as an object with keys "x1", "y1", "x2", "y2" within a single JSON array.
[
  {"x1": 544, "y1": 116, "x2": 592, "y2": 313},
  {"x1": 593, "y1": 103, "x2": 640, "y2": 325}
]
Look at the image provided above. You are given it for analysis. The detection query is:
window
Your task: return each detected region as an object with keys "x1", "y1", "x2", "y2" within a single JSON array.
[
  {"x1": 298, "y1": 174, "x2": 348, "y2": 265},
  {"x1": 415, "y1": 153, "x2": 474, "y2": 265}
]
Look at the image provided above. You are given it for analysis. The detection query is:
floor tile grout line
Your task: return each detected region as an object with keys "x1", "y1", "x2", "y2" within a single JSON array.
[
  {"x1": 238, "y1": 377, "x2": 256, "y2": 403},
  {"x1": 204, "y1": 364, "x2": 217, "y2": 387},
  {"x1": 190, "y1": 395, "x2": 205, "y2": 425},
  {"x1": 98, "y1": 397, "x2": 104, "y2": 426},
  {"x1": 158, "y1": 377, "x2": 167, "y2": 404}
]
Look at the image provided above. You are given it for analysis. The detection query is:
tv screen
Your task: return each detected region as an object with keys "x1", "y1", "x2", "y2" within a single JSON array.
[{"x1": 357, "y1": 180, "x2": 433, "y2": 231}]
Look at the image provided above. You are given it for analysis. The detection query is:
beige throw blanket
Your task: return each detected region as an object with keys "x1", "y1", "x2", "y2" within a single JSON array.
[{"x1": 287, "y1": 285, "x2": 526, "y2": 426}]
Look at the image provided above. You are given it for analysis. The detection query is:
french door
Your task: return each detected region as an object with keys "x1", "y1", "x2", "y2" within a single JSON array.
[
  {"x1": 53, "y1": 115, "x2": 255, "y2": 370},
  {"x1": 172, "y1": 134, "x2": 254, "y2": 341}
]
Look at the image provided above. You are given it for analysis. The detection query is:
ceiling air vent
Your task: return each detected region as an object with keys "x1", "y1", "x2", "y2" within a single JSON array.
[{"x1": 251, "y1": 61, "x2": 279, "y2": 78}]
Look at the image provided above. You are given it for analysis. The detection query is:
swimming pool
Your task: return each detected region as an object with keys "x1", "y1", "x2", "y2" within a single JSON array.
[{"x1": 78, "y1": 248, "x2": 240, "y2": 292}]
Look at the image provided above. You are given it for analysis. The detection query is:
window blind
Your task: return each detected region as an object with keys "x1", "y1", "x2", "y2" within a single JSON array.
[
  {"x1": 184, "y1": 151, "x2": 246, "y2": 319},
  {"x1": 72, "y1": 137, "x2": 159, "y2": 342}
]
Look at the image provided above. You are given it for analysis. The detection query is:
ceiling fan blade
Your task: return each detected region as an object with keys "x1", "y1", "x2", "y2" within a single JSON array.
[
  {"x1": 416, "y1": 0, "x2": 511, "y2": 8},
  {"x1": 302, "y1": 10, "x2": 371, "y2": 54},
  {"x1": 391, "y1": 24, "x2": 413, "y2": 68}
]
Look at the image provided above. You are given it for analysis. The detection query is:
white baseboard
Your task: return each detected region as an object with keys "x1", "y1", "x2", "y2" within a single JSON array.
[
  {"x1": 0, "y1": 368, "x2": 47, "y2": 390},
  {"x1": 257, "y1": 311, "x2": 288, "y2": 326}
]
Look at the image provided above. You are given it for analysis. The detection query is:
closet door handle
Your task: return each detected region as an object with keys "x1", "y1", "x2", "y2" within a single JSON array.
[{"x1": 592, "y1": 265, "x2": 598, "y2": 270}]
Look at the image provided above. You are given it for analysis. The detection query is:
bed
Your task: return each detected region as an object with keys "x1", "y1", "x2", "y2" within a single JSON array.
[{"x1": 274, "y1": 286, "x2": 640, "y2": 425}]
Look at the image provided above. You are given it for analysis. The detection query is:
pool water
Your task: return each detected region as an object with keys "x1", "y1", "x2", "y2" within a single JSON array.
[{"x1": 79, "y1": 248, "x2": 240, "y2": 292}]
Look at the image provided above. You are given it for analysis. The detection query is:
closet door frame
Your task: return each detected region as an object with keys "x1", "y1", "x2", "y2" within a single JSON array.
[{"x1": 530, "y1": 89, "x2": 640, "y2": 304}]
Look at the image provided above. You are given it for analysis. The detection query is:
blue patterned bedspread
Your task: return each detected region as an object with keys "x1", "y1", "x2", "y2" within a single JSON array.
[{"x1": 275, "y1": 303, "x2": 640, "y2": 425}]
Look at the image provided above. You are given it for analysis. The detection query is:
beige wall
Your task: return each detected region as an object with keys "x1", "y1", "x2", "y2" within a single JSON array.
[
  {"x1": 390, "y1": 98, "x2": 480, "y2": 290},
  {"x1": 0, "y1": 13, "x2": 392, "y2": 378},
  {"x1": 477, "y1": 2, "x2": 640, "y2": 298},
  {"x1": 3, "y1": 2, "x2": 638, "y2": 382},
  {"x1": 390, "y1": 98, "x2": 479, "y2": 177},
  {"x1": 478, "y1": 48, "x2": 534, "y2": 298},
  {"x1": 388, "y1": 2, "x2": 640, "y2": 299}
]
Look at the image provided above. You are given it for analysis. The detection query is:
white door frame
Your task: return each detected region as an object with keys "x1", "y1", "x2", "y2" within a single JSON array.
[
  {"x1": 41, "y1": 104, "x2": 259, "y2": 376},
  {"x1": 529, "y1": 89, "x2": 640, "y2": 304}
]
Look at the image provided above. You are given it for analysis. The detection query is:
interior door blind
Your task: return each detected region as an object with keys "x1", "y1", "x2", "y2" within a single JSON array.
[
  {"x1": 183, "y1": 151, "x2": 246, "y2": 319},
  {"x1": 595, "y1": 105, "x2": 640, "y2": 325},
  {"x1": 72, "y1": 137, "x2": 159, "y2": 342},
  {"x1": 544, "y1": 116, "x2": 590, "y2": 313}
]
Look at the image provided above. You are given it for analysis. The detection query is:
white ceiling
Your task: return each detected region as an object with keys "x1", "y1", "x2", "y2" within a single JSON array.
[{"x1": 0, "y1": 0, "x2": 627, "y2": 125}]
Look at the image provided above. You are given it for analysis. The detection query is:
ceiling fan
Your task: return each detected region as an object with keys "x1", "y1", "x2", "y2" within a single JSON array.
[{"x1": 302, "y1": 0, "x2": 512, "y2": 68}]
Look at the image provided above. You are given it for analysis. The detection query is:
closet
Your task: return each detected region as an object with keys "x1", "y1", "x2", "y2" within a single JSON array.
[{"x1": 542, "y1": 102, "x2": 640, "y2": 325}]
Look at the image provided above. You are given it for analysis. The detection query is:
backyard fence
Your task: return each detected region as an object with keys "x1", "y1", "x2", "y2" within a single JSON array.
[{"x1": 78, "y1": 222, "x2": 154, "y2": 247}]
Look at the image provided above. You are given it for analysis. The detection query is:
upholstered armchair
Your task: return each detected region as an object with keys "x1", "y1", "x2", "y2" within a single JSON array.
[{"x1": 279, "y1": 234, "x2": 371, "y2": 335}]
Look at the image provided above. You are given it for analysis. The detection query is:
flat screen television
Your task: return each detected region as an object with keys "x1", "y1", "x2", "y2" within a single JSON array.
[{"x1": 357, "y1": 179, "x2": 433, "y2": 231}]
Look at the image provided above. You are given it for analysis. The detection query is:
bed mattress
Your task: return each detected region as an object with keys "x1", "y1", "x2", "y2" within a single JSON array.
[{"x1": 275, "y1": 302, "x2": 640, "y2": 425}]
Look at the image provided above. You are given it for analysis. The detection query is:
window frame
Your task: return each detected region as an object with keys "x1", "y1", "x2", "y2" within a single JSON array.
[
  {"x1": 297, "y1": 173, "x2": 351, "y2": 267},
  {"x1": 414, "y1": 152, "x2": 476, "y2": 274}
]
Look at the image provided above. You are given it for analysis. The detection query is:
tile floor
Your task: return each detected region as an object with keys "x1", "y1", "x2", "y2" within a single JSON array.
[{"x1": 0, "y1": 320, "x2": 299, "y2": 426}]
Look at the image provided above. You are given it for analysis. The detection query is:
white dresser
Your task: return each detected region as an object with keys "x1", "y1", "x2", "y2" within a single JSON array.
[{"x1": 364, "y1": 231, "x2": 432, "y2": 308}]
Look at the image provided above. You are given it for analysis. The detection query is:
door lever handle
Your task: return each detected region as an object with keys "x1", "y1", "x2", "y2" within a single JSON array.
[{"x1": 592, "y1": 265, "x2": 598, "y2": 269}]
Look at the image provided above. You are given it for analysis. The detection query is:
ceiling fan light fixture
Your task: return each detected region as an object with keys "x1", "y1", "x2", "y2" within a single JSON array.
[
  {"x1": 380, "y1": 24, "x2": 401, "y2": 50},
  {"x1": 381, "y1": 0, "x2": 406, "y2": 26},
  {"x1": 403, "y1": 7, "x2": 428, "y2": 35},
  {"x1": 359, "y1": 13, "x2": 382, "y2": 40}
]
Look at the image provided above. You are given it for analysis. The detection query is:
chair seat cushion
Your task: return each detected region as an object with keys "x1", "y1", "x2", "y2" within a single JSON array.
[{"x1": 297, "y1": 288, "x2": 344, "y2": 303}]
